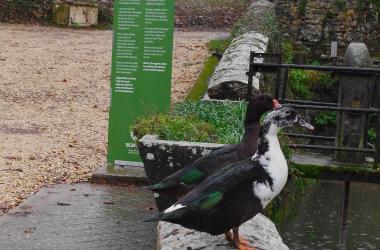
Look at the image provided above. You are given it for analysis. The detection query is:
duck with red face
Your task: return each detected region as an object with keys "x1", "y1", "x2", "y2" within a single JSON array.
[
  {"x1": 147, "y1": 94, "x2": 281, "y2": 210},
  {"x1": 146, "y1": 107, "x2": 314, "y2": 250}
]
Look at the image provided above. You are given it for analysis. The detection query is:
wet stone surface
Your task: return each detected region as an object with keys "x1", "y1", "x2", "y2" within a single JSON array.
[{"x1": 0, "y1": 183, "x2": 157, "y2": 250}]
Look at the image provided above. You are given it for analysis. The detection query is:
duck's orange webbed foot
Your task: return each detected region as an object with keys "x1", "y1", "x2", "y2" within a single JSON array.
[
  {"x1": 236, "y1": 237, "x2": 250, "y2": 246},
  {"x1": 236, "y1": 244, "x2": 255, "y2": 250},
  {"x1": 232, "y1": 227, "x2": 256, "y2": 250},
  {"x1": 235, "y1": 238, "x2": 255, "y2": 250}
]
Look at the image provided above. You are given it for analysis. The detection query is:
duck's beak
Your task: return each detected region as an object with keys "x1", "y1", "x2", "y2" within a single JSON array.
[
  {"x1": 273, "y1": 99, "x2": 281, "y2": 109},
  {"x1": 295, "y1": 115, "x2": 314, "y2": 130}
]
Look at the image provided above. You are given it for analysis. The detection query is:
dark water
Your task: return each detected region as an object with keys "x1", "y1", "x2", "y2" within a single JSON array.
[{"x1": 280, "y1": 181, "x2": 380, "y2": 249}]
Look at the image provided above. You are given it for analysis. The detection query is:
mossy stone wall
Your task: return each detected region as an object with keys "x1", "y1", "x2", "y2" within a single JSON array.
[{"x1": 276, "y1": 0, "x2": 380, "y2": 57}]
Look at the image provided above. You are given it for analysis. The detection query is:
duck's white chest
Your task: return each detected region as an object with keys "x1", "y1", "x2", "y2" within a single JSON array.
[{"x1": 252, "y1": 137, "x2": 288, "y2": 208}]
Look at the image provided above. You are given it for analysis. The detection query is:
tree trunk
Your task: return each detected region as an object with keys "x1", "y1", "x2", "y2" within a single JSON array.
[
  {"x1": 207, "y1": 32, "x2": 268, "y2": 100},
  {"x1": 207, "y1": 0, "x2": 275, "y2": 100}
]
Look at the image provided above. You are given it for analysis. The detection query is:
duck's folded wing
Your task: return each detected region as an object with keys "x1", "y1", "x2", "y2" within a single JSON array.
[
  {"x1": 162, "y1": 158, "x2": 261, "y2": 217},
  {"x1": 148, "y1": 145, "x2": 237, "y2": 190}
]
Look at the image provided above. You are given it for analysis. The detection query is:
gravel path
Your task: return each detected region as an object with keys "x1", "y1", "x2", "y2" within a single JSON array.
[{"x1": 0, "y1": 24, "x2": 229, "y2": 215}]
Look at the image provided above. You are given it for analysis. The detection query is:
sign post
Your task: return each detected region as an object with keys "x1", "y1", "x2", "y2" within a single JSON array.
[{"x1": 108, "y1": 0, "x2": 174, "y2": 166}]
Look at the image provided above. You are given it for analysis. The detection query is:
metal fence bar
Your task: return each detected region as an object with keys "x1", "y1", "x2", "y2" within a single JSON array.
[
  {"x1": 283, "y1": 133, "x2": 335, "y2": 141},
  {"x1": 281, "y1": 68, "x2": 288, "y2": 100},
  {"x1": 280, "y1": 99, "x2": 338, "y2": 107},
  {"x1": 374, "y1": 74, "x2": 380, "y2": 169},
  {"x1": 250, "y1": 62, "x2": 380, "y2": 75},
  {"x1": 283, "y1": 104, "x2": 380, "y2": 113},
  {"x1": 289, "y1": 144, "x2": 376, "y2": 153},
  {"x1": 247, "y1": 52, "x2": 254, "y2": 101}
]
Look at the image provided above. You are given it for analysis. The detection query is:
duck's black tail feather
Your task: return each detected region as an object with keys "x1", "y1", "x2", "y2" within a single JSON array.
[
  {"x1": 143, "y1": 212, "x2": 162, "y2": 222},
  {"x1": 143, "y1": 206, "x2": 187, "y2": 222}
]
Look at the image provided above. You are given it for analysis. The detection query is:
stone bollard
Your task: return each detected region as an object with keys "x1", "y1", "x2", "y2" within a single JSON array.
[{"x1": 335, "y1": 43, "x2": 373, "y2": 163}]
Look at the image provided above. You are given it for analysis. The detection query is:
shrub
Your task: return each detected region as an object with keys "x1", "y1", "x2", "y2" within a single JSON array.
[
  {"x1": 368, "y1": 128, "x2": 376, "y2": 144},
  {"x1": 314, "y1": 111, "x2": 336, "y2": 126},
  {"x1": 288, "y1": 69, "x2": 313, "y2": 99},
  {"x1": 282, "y1": 41, "x2": 294, "y2": 64},
  {"x1": 288, "y1": 65, "x2": 336, "y2": 100}
]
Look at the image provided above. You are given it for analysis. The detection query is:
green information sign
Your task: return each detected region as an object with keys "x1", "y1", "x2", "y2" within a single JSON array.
[{"x1": 108, "y1": 0, "x2": 174, "y2": 166}]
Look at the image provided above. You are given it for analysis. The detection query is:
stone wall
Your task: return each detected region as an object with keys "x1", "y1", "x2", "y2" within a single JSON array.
[{"x1": 275, "y1": 0, "x2": 380, "y2": 57}]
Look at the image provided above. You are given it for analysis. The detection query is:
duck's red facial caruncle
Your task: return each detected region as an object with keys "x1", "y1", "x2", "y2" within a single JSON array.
[{"x1": 272, "y1": 99, "x2": 281, "y2": 109}]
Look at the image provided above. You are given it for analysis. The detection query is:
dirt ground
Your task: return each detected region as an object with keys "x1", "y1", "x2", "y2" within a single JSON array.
[{"x1": 0, "y1": 24, "x2": 229, "y2": 214}]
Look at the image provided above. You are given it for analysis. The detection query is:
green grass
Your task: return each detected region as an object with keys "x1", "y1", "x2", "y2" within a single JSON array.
[
  {"x1": 133, "y1": 100, "x2": 247, "y2": 144},
  {"x1": 133, "y1": 113, "x2": 217, "y2": 143},
  {"x1": 172, "y1": 101, "x2": 247, "y2": 144}
]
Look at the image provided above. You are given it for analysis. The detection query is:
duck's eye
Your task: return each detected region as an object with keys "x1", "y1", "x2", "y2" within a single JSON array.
[{"x1": 285, "y1": 110, "x2": 291, "y2": 115}]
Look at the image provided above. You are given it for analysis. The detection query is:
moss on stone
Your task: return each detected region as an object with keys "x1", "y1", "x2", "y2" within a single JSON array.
[
  {"x1": 289, "y1": 161, "x2": 380, "y2": 184},
  {"x1": 186, "y1": 55, "x2": 219, "y2": 101},
  {"x1": 52, "y1": 3, "x2": 70, "y2": 25}
]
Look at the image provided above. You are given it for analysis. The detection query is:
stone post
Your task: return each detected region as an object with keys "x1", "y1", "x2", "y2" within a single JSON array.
[{"x1": 335, "y1": 43, "x2": 373, "y2": 162}]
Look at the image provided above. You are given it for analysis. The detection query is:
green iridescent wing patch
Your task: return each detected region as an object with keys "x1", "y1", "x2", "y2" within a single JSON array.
[
  {"x1": 181, "y1": 169, "x2": 204, "y2": 185},
  {"x1": 199, "y1": 191, "x2": 223, "y2": 210}
]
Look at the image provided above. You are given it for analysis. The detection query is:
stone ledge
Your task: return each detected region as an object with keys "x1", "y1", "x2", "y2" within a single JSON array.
[
  {"x1": 90, "y1": 164, "x2": 148, "y2": 186},
  {"x1": 157, "y1": 213, "x2": 289, "y2": 250}
]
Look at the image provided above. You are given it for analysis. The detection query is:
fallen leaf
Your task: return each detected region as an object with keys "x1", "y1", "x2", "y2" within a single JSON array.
[
  {"x1": 57, "y1": 202, "x2": 71, "y2": 206},
  {"x1": 103, "y1": 201, "x2": 115, "y2": 205}
]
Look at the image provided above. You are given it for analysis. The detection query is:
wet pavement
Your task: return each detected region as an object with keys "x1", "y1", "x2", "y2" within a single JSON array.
[{"x1": 0, "y1": 183, "x2": 157, "y2": 250}]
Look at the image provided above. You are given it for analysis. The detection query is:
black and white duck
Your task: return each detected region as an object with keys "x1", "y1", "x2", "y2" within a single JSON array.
[
  {"x1": 147, "y1": 95, "x2": 281, "y2": 209},
  {"x1": 146, "y1": 107, "x2": 314, "y2": 250}
]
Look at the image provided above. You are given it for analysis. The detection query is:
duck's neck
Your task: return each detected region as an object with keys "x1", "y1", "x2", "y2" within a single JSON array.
[
  {"x1": 240, "y1": 122, "x2": 260, "y2": 146},
  {"x1": 240, "y1": 108, "x2": 263, "y2": 145},
  {"x1": 256, "y1": 123, "x2": 281, "y2": 157}
]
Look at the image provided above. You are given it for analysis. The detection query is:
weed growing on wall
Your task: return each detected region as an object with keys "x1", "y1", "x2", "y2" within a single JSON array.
[{"x1": 263, "y1": 11, "x2": 282, "y2": 53}]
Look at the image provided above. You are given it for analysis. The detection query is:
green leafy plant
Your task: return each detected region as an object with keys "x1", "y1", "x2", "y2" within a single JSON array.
[
  {"x1": 314, "y1": 111, "x2": 336, "y2": 126},
  {"x1": 288, "y1": 69, "x2": 313, "y2": 99},
  {"x1": 287, "y1": 64, "x2": 336, "y2": 100},
  {"x1": 282, "y1": 40, "x2": 294, "y2": 64},
  {"x1": 335, "y1": 0, "x2": 347, "y2": 11},
  {"x1": 299, "y1": 0, "x2": 308, "y2": 14},
  {"x1": 368, "y1": 128, "x2": 376, "y2": 144}
]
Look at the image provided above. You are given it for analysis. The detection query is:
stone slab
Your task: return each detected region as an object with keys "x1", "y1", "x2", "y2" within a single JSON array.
[
  {"x1": 157, "y1": 213, "x2": 289, "y2": 250},
  {"x1": 0, "y1": 183, "x2": 157, "y2": 250}
]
